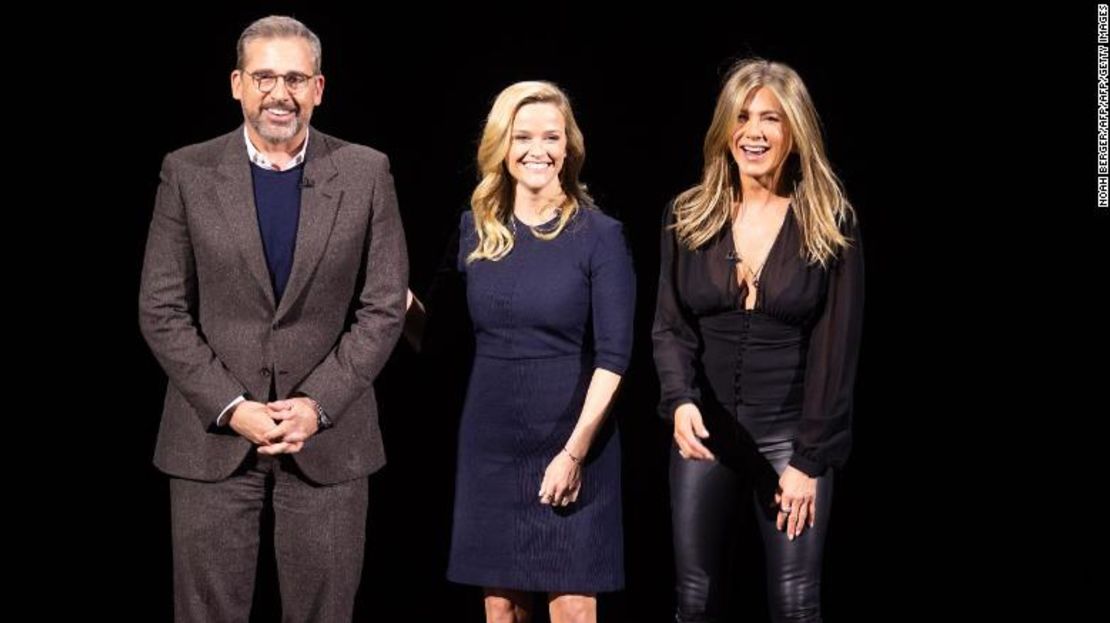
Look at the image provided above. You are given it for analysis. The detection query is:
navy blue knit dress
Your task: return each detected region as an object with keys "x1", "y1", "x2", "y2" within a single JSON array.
[{"x1": 446, "y1": 206, "x2": 635, "y2": 593}]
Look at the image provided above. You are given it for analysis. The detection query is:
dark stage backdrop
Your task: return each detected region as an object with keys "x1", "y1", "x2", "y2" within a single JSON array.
[{"x1": 71, "y1": 3, "x2": 1091, "y2": 621}]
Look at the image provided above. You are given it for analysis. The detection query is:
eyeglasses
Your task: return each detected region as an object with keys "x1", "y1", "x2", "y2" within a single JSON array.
[{"x1": 243, "y1": 71, "x2": 316, "y2": 94}]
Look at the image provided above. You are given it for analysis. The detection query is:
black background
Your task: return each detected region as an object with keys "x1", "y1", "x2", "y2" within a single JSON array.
[{"x1": 34, "y1": 3, "x2": 1105, "y2": 620}]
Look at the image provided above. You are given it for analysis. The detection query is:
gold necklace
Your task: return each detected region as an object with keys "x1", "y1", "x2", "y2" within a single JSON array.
[
  {"x1": 511, "y1": 195, "x2": 565, "y2": 235},
  {"x1": 731, "y1": 195, "x2": 776, "y2": 288}
]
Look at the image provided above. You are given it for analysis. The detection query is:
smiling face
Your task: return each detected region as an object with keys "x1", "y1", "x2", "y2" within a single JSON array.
[
  {"x1": 231, "y1": 36, "x2": 324, "y2": 147},
  {"x1": 728, "y1": 86, "x2": 793, "y2": 186},
  {"x1": 504, "y1": 102, "x2": 567, "y2": 197}
]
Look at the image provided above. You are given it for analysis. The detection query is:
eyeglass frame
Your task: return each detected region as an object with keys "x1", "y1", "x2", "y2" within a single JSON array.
[{"x1": 241, "y1": 70, "x2": 319, "y2": 94}]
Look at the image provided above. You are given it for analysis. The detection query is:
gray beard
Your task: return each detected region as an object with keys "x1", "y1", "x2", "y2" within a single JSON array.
[{"x1": 251, "y1": 116, "x2": 301, "y2": 144}]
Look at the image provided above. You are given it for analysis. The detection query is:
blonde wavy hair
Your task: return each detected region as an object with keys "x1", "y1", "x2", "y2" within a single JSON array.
[
  {"x1": 673, "y1": 58, "x2": 855, "y2": 266},
  {"x1": 467, "y1": 81, "x2": 592, "y2": 263}
]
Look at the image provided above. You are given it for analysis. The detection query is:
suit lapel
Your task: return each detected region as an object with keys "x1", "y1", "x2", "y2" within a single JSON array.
[
  {"x1": 277, "y1": 129, "x2": 340, "y2": 319},
  {"x1": 214, "y1": 128, "x2": 276, "y2": 310}
]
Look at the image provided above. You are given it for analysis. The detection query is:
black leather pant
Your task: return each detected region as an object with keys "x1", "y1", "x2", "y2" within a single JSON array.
[{"x1": 670, "y1": 436, "x2": 833, "y2": 623}]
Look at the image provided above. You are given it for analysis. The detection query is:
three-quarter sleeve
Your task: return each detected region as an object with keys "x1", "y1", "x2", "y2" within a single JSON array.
[
  {"x1": 590, "y1": 218, "x2": 636, "y2": 375},
  {"x1": 651, "y1": 207, "x2": 703, "y2": 420},
  {"x1": 789, "y1": 219, "x2": 865, "y2": 477}
]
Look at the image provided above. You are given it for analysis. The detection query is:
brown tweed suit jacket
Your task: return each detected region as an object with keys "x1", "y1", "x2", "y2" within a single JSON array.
[{"x1": 139, "y1": 126, "x2": 407, "y2": 485}]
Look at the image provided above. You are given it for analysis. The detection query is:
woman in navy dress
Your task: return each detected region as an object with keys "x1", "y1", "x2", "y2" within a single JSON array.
[
  {"x1": 653, "y1": 59, "x2": 864, "y2": 622},
  {"x1": 443, "y1": 81, "x2": 635, "y2": 623}
]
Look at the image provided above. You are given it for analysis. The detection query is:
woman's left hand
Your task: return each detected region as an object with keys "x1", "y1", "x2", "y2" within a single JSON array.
[
  {"x1": 775, "y1": 465, "x2": 817, "y2": 540},
  {"x1": 538, "y1": 450, "x2": 582, "y2": 507}
]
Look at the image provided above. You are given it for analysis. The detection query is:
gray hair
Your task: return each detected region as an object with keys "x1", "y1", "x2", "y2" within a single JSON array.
[{"x1": 236, "y1": 15, "x2": 322, "y2": 73}]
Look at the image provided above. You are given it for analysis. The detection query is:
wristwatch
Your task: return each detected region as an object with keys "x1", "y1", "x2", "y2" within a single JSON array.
[{"x1": 307, "y1": 397, "x2": 333, "y2": 430}]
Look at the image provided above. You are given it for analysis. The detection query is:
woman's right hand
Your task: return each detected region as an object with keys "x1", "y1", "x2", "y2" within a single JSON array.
[{"x1": 674, "y1": 403, "x2": 714, "y2": 461}]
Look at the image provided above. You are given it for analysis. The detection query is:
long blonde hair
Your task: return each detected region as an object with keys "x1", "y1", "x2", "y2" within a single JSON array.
[
  {"x1": 673, "y1": 58, "x2": 854, "y2": 266},
  {"x1": 467, "y1": 81, "x2": 592, "y2": 263}
]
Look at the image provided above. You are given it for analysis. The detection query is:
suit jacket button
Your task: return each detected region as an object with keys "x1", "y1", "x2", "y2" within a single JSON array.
[{"x1": 260, "y1": 369, "x2": 271, "y2": 377}]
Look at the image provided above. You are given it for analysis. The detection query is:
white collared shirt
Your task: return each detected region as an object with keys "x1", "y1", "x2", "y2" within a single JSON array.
[{"x1": 243, "y1": 126, "x2": 309, "y2": 171}]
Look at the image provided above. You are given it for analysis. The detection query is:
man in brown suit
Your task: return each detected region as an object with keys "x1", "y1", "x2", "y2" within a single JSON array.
[{"x1": 139, "y1": 15, "x2": 407, "y2": 622}]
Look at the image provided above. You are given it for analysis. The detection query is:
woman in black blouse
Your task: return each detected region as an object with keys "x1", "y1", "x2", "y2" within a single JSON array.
[{"x1": 653, "y1": 58, "x2": 863, "y2": 623}]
